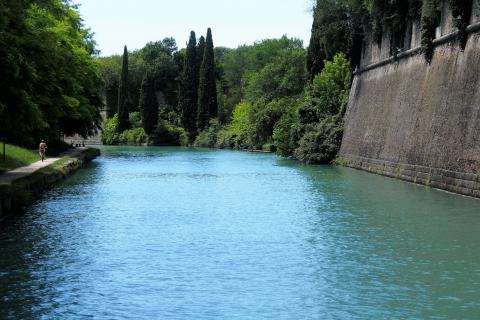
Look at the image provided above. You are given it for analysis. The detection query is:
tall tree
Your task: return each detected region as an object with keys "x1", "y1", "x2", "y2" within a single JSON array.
[
  {"x1": 178, "y1": 31, "x2": 198, "y2": 141},
  {"x1": 197, "y1": 28, "x2": 218, "y2": 130},
  {"x1": 196, "y1": 36, "x2": 206, "y2": 77},
  {"x1": 306, "y1": 0, "x2": 365, "y2": 80},
  {"x1": 139, "y1": 71, "x2": 158, "y2": 135},
  {"x1": 117, "y1": 45, "x2": 130, "y2": 132},
  {"x1": 0, "y1": 0, "x2": 102, "y2": 146}
]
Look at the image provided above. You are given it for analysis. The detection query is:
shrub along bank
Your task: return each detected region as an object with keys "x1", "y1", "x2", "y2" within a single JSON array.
[{"x1": 194, "y1": 53, "x2": 351, "y2": 164}]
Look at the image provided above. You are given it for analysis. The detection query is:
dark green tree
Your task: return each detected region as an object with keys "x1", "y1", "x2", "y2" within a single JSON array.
[
  {"x1": 0, "y1": 0, "x2": 103, "y2": 146},
  {"x1": 117, "y1": 45, "x2": 130, "y2": 132},
  {"x1": 196, "y1": 35, "x2": 206, "y2": 77},
  {"x1": 178, "y1": 31, "x2": 198, "y2": 141},
  {"x1": 197, "y1": 28, "x2": 218, "y2": 130},
  {"x1": 307, "y1": 0, "x2": 365, "y2": 80},
  {"x1": 139, "y1": 71, "x2": 158, "y2": 135}
]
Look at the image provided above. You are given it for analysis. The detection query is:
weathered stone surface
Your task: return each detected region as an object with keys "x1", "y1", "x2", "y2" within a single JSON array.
[{"x1": 339, "y1": 4, "x2": 480, "y2": 199}]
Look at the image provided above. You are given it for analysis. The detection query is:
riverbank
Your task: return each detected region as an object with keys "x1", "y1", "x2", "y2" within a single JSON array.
[{"x1": 0, "y1": 147, "x2": 100, "y2": 222}]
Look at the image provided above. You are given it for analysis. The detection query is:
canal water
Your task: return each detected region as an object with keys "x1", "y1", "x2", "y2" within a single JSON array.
[{"x1": 1, "y1": 146, "x2": 480, "y2": 319}]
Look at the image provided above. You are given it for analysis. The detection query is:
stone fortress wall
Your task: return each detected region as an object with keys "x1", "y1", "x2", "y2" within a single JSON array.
[{"x1": 338, "y1": 1, "x2": 480, "y2": 197}]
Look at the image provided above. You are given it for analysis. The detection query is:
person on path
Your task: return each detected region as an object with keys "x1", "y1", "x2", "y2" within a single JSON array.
[{"x1": 39, "y1": 140, "x2": 47, "y2": 162}]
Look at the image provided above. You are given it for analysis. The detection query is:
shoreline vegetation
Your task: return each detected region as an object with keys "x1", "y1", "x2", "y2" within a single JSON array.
[
  {"x1": 98, "y1": 1, "x2": 476, "y2": 165},
  {"x1": 100, "y1": 34, "x2": 352, "y2": 164},
  {"x1": 2, "y1": 1, "x2": 477, "y2": 173}
]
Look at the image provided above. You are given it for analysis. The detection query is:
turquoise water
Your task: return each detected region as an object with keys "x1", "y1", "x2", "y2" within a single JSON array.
[{"x1": 1, "y1": 146, "x2": 480, "y2": 319}]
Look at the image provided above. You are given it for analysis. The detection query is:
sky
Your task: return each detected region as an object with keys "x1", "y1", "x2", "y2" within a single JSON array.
[{"x1": 75, "y1": 0, "x2": 314, "y2": 56}]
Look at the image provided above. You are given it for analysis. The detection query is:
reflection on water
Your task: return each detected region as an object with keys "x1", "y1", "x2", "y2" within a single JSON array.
[{"x1": 1, "y1": 146, "x2": 479, "y2": 319}]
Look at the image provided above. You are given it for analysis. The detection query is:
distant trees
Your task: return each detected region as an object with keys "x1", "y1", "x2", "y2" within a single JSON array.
[
  {"x1": 97, "y1": 25, "x2": 352, "y2": 164},
  {"x1": 117, "y1": 46, "x2": 131, "y2": 132},
  {"x1": 176, "y1": 29, "x2": 219, "y2": 140},
  {"x1": 196, "y1": 36, "x2": 206, "y2": 78},
  {"x1": 139, "y1": 72, "x2": 158, "y2": 135},
  {"x1": 179, "y1": 31, "x2": 199, "y2": 142},
  {"x1": 197, "y1": 28, "x2": 218, "y2": 131}
]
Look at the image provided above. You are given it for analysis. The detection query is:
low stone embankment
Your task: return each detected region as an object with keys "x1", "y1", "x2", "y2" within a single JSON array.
[{"x1": 0, "y1": 148, "x2": 100, "y2": 222}]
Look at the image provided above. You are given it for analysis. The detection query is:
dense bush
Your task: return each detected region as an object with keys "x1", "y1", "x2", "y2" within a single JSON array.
[
  {"x1": 299, "y1": 53, "x2": 351, "y2": 125},
  {"x1": 101, "y1": 115, "x2": 120, "y2": 145},
  {"x1": 222, "y1": 102, "x2": 255, "y2": 149},
  {"x1": 250, "y1": 98, "x2": 292, "y2": 148},
  {"x1": 119, "y1": 128, "x2": 148, "y2": 145},
  {"x1": 292, "y1": 54, "x2": 350, "y2": 163},
  {"x1": 129, "y1": 112, "x2": 143, "y2": 129},
  {"x1": 294, "y1": 116, "x2": 344, "y2": 164},
  {"x1": 272, "y1": 102, "x2": 300, "y2": 157},
  {"x1": 194, "y1": 119, "x2": 222, "y2": 148},
  {"x1": 152, "y1": 120, "x2": 188, "y2": 146}
]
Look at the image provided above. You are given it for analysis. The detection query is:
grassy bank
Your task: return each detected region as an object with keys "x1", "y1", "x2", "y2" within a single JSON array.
[{"x1": 0, "y1": 144, "x2": 38, "y2": 173}]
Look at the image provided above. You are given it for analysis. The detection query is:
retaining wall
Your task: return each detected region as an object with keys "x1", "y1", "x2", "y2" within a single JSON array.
[
  {"x1": 339, "y1": 21, "x2": 480, "y2": 197},
  {"x1": 0, "y1": 148, "x2": 100, "y2": 222}
]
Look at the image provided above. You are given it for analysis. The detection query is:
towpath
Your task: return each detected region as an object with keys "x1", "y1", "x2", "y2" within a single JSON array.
[{"x1": 0, "y1": 148, "x2": 85, "y2": 185}]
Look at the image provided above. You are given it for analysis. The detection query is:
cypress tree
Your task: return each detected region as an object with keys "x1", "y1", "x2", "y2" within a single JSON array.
[
  {"x1": 197, "y1": 28, "x2": 218, "y2": 131},
  {"x1": 139, "y1": 71, "x2": 158, "y2": 135},
  {"x1": 196, "y1": 36, "x2": 205, "y2": 77},
  {"x1": 178, "y1": 31, "x2": 198, "y2": 141},
  {"x1": 117, "y1": 45, "x2": 130, "y2": 132}
]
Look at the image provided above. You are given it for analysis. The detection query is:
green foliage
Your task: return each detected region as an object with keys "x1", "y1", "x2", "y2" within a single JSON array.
[
  {"x1": 100, "y1": 55, "x2": 122, "y2": 118},
  {"x1": 219, "y1": 36, "x2": 304, "y2": 120},
  {"x1": 421, "y1": 0, "x2": 440, "y2": 63},
  {"x1": 139, "y1": 72, "x2": 158, "y2": 135},
  {"x1": 140, "y1": 38, "x2": 178, "y2": 63},
  {"x1": 302, "y1": 53, "x2": 351, "y2": 123},
  {"x1": 449, "y1": 0, "x2": 473, "y2": 48},
  {"x1": 262, "y1": 144, "x2": 277, "y2": 152},
  {"x1": 101, "y1": 114, "x2": 120, "y2": 145},
  {"x1": 102, "y1": 113, "x2": 146, "y2": 145},
  {"x1": 152, "y1": 120, "x2": 188, "y2": 146},
  {"x1": 117, "y1": 46, "x2": 131, "y2": 132},
  {"x1": 129, "y1": 112, "x2": 143, "y2": 128},
  {"x1": 194, "y1": 119, "x2": 222, "y2": 148},
  {"x1": 244, "y1": 49, "x2": 307, "y2": 102},
  {"x1": 0, "y1": 144, "x2": 39, "y2": 173},
  {"x1": 196, "y1": 36, "x2": 206, "y2": 78},
  {"x1": 197, "y1": 28, "x2": 218, "y2": 131},
  {"x1": 98, "y1": 37, "x2": 180, "y2": 123},
  {"x1": 273, "y1": 102, "x2": 300, "y2": 157},
  {"x1": 0, "y1": 0, "x2": 103, "y2": 146},
  {"x1": 139, "y1": 39, "x2": 180, "y2": 107},
  {"x1": 179, "y1": 31, "x2": 199, "y2": 142},
  {"x1": 250, "y1": 98, "x2": 292, "y2": 148},
  {"x1": 227, "y1": 102, "x2": 255, "y2": 148},
  {"x1": 307, "y1": 0, "x2": 365, "y2": 79},
  {"x1": 118, "y1": 127, "x2": 148, "y2": 145},
  {"x1": 294, "y1": 115, "x2": 344, "y2": 164},
  {"x1": 294, "y1": 54, "x2": 351, "y2": 163}
]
